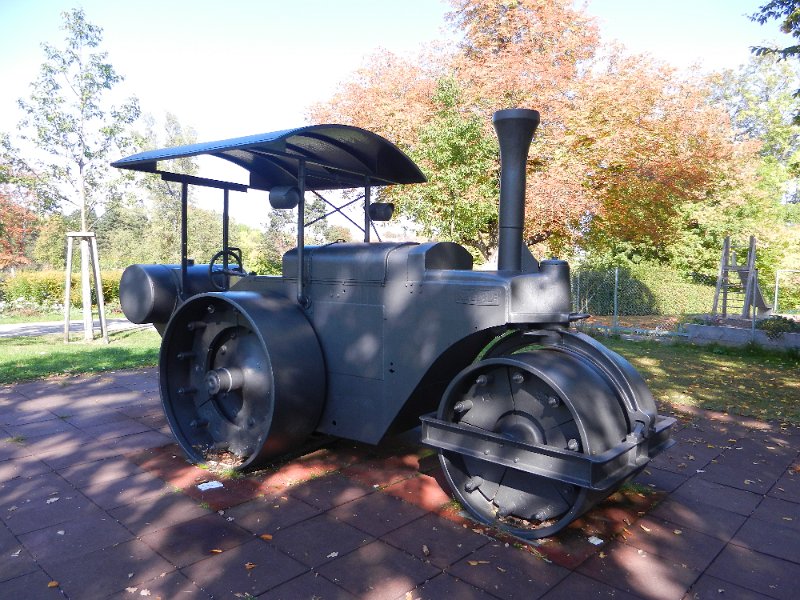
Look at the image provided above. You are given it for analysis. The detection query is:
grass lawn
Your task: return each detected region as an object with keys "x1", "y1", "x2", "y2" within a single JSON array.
[
  {"x1": 0, "y1": 328, "x2": 160, "y2": 384},
  {"x1": 0, "y1": 305, "x2": 126, "y2": 324},
  {"x1": 1, "y1": 327, "x2": 797, "y2": 426},
  {"x1": 602, "y1": 336, "x2": 800, "y2": 425}
]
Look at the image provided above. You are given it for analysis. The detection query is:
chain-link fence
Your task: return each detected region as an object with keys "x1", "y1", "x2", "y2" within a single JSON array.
[
  {"x1": 570, "y1": 266, "x2": 715, "y2": 337},
  {"x1": 772, "y1": 270, "x2": 800, "y2": 315}
]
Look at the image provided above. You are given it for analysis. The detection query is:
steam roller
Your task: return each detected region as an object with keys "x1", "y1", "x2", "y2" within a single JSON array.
[{"x1": 114, "y1": 107, "x2": 674, "y2": 538}]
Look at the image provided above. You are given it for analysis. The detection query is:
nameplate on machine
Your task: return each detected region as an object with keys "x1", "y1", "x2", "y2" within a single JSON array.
[{"x1": 455, "y1": 288, "x2": 500, "y2": 306}]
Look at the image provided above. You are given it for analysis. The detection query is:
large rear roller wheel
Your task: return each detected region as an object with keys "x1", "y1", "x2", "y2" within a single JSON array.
[
  {"x1": 159, "y1": 291, "x2": 325, "y2": 470},
  {"x1": 438, "y1": 348, "x2": 630, "y2": 538}
]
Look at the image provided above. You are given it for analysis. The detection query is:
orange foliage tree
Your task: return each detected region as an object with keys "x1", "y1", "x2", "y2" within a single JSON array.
[
  {"x1": 0, "y1": 191, "x2": 37, "y2": 270},
  {"x1": 310, "y1": 0, "x2": 741, "y2": 261}
]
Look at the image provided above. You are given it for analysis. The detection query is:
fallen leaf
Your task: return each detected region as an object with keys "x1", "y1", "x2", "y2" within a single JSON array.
[
  {"x1": 467, "y1": 560, "x2": 490, "y2": 566},
  {"x1": 210, "y1": 549, "x2": 224, "y2": 554},
  {"x1": 139, "y1": 590, "x2": 151, "y2": 597},
  {"x1": 327, "y1": 551, "x2": 339, "y2": 558},
  {"x1": 46, "y1": 497, "x2": 60, "y2": 504},
  {"x1": 244, "y1": 562, "x2": 256, "y2": 570},
  {"x1": 599, "y1": 551, "x2": 607, "y2": 559},
  {"x1": 497, "y1": 566, "x2": 506, "y2": 573},
  {"x1": 48, "y1": 581, "x2": 59, "y2": 588},
  {"x1": 673, "y1": 530, "x2": 683, "y2": 535},
  {"x1": 259, "y1": 534, "x2": 273, "y2": 541},
  {"x1": 125, "y1": 588, "x2": 138, "y2": 594},
  {"x1": 422, "y1": 544, "x2": 430, "y2": 557}
]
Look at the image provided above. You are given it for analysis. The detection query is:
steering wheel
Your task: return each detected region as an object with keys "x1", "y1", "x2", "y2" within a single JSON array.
[{"x1": 209, "y1": 247, "x2": 246, "y2": 291}]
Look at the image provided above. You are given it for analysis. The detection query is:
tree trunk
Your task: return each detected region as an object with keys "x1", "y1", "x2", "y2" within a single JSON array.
[{"x1": 79, "y1": 171, "x2": 92, "y2": 341}]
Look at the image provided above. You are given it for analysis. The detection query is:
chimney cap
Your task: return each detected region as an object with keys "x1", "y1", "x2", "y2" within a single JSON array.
[{"x1": 492, "y1": 108, "x2": 540, "y2": 125}]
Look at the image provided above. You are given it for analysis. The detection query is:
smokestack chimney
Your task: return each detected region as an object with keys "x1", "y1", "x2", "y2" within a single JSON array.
[{"x1": 493, "y1": 108, "x2": 540, "y2": 271}]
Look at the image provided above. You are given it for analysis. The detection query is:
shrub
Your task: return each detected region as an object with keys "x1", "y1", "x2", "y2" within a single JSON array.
[
  {"x1": 1, "y1": 269, "x2": 123, "y2": 308},
  {"x1": 756, "y1": 315, "x2": 800, "y2": 339}
]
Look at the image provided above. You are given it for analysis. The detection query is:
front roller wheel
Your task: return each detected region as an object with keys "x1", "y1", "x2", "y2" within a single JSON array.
[
  {"x1": 437, "y1": 349, "x2": 630, "y2": 539},
  {"x1": 159, "y1": 291, "x2": 325, "y2": 470}
]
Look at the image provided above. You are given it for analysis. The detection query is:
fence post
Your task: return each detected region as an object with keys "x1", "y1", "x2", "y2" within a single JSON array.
[
  {"x1": 774, "y1": 271, "x2": 780, "y2": 315},
  {"x1": 613, "y1": 267, "x2": 619, "y2": 329}
]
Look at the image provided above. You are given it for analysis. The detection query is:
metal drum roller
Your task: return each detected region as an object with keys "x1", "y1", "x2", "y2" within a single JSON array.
[{"x1": 158, "y1": 291, "x2": 325, "y2": 469}]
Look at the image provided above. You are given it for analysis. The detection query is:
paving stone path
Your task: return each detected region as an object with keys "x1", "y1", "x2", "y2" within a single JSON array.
[{"x1": 1, "y1": 367, "x2": 798, "y2": 599}]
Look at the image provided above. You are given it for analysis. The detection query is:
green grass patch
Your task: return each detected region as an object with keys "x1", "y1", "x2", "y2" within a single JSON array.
[
  {"x1": 0, "y1": 328, "x2": 160, "y2": 383},
  {"x1": 600, "y1": 336, "x2": 800, "y2": 424},
  {"x1": 0, "y1": 303, "x2": 125, "y2": 324}
]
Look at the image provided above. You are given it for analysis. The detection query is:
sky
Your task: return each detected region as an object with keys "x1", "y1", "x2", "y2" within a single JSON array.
[
  {"x1": 0, "y1": 0, "x2": 793, "y2": 142},
  {"x1": 0, "y1": 0, "x2": 793, "y2": 226}
]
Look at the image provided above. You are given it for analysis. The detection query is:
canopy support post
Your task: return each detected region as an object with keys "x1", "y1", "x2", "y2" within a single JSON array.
[
  {"x1": 364, "y1": 178, "x2": 371, "y2": 243},
  {"x1": 296, "y1": 159, "x2": 309, "y2": 308}
]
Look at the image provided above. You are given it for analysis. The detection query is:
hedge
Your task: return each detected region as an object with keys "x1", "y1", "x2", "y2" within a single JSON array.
[
  {"x1": 573, "y1": 263, "x2": 716, "y2": 316},
  {"x1": 1, "y1": 269, "x2": 123, "y2": 308}
]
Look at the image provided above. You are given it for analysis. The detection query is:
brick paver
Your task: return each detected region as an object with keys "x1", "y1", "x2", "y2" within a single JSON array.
[{"x1": 0, "y1": 367, "x2": 797, "y2": 599}]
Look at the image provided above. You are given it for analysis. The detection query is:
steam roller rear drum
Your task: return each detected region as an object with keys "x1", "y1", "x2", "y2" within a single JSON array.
[
  {"x1": 437, "y1": 348, "x2": 633, "y2": 539},
  {"x1": 159, "y1": 291, "x2": 325, "y2": 470}
]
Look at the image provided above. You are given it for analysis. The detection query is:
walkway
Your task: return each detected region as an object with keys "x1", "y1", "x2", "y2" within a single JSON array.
[{"x1": 0, "y1": 368, "x2": 797, "y2": 599}]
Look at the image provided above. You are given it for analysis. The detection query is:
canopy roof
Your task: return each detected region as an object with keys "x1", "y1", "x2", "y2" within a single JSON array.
[{"x1": 112, "y1": 124, "x2": 426, "y2": 191}]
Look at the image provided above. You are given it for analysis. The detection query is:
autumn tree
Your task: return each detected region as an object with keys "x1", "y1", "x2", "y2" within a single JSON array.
[
  {"x1": 311, "y1": 0, "x2": 737, "y2": 263},
  {"x1": 0, "y1": 192, "x2": 37, "y2": 270},
  {"x1": 570, "y1": 54, "x2": 739, "y2": 261}
]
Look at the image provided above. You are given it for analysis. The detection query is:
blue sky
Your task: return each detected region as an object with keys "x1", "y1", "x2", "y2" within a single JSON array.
[{"x1": 0, "y1": 1, "x2": 792, "y2": 141}]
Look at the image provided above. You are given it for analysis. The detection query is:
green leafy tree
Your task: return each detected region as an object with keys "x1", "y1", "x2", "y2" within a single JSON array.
[
  {"x1": 14, "y1": 8, "x2": 140, "y2": 230},
  {"x1": 666, "y1": 54, "x2": 800, "y2": 287},
  {"x1": 751, "y1": 0, "x2": 800, "y2": 60},
  {"x1": 752, "y1": 0, "x2": 800, "y2": 121},
  {"x1": 138, "y1": 113, "x2": 198, "y2": 263},
  {"x1": 393, "y1": 78, "x2": 499, "y2": 262},
  {"x1": 6, "y1": 8, "x2": 139, "y2": 338},
  {"x1": 31, "y1": 213, "x2": 78, "y2": 269}
]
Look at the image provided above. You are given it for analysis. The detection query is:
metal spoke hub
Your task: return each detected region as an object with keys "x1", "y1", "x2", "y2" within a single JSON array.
[{"x1": 436, "y1": 348, "x2": 629, "y2": 538}]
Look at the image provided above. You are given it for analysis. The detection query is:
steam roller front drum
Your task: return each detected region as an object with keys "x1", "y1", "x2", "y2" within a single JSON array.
[
  {"x1": 435, "y1": 348, "x2": 641, "y2": 538},
  {"x1": 159, "y1": 291, "x2": 325, "y2": 470}
]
